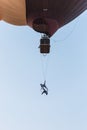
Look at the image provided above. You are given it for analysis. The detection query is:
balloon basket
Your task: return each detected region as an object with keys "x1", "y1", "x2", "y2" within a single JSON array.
[{"x1": 40, "y1": 34, "x2": 50, "y2": 54}]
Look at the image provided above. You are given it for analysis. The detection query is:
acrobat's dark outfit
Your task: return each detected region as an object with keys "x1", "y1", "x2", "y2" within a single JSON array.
[{"x1": 40, "y1": 81, "x2": 48, "y2": 95}]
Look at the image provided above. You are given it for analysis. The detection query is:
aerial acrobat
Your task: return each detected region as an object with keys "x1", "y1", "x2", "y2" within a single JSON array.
[
  {"x1": 40, "y1": 81, "x2": 48, "y2": 95},
  {"x1": 0, "y1": 0, "x2": 87, "y2": 94}
]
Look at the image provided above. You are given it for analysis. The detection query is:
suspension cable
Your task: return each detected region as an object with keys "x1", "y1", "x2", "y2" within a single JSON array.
[
  {"x1": 52, "y1": 18, "x2": 80, "y2": 43},
  {"x1": 40, "y1": 53, "x2": 50, "y2": 81}
]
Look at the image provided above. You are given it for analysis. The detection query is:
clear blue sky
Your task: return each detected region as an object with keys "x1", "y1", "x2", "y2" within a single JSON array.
[{"x1": 0, "y1": 11, "x2": 87, "y2": 130}]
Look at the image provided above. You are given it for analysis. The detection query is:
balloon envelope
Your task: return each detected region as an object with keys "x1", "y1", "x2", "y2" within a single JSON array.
[
  {"x1": 26, "y1": 0, "x2": 87, "y2": 36},
  {"x1": 0, "y1": 0, "x2": 26, "y2": 25},
  {"x1": 0, "y1": 0, "x2": 87, "y2": 36}
]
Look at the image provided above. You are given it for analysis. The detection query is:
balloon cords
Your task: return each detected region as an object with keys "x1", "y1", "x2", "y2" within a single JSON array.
[
  {"x1": 52, "y1": 18, "x2": 79, "y2": 43},
  {"x1": 40, "y1": 53, "x2": 50, "y2": 82}
]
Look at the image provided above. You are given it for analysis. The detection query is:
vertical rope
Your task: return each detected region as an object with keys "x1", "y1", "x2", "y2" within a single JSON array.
[{"x1": 40, "y1": 54, "x2": 50, "y2": 82}]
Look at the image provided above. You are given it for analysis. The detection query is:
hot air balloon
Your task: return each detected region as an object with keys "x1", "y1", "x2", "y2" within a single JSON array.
[{"x1": 0, "y1": 0, "x2": 87, "y2": 53}]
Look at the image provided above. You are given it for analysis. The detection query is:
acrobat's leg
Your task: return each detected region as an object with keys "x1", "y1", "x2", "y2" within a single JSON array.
[{"x1": 41, "y1": 91, "x2": 44, "y2": 95}]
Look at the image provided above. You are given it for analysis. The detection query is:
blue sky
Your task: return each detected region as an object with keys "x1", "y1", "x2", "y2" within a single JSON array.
[{"x1": 0, "y1": 11, "x2": 87, "y2": 130}]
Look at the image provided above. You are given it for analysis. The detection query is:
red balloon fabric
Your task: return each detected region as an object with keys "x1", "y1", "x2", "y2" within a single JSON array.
[{"x1": 26, "y1": 0, "x2": 87, "y2": 36}]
